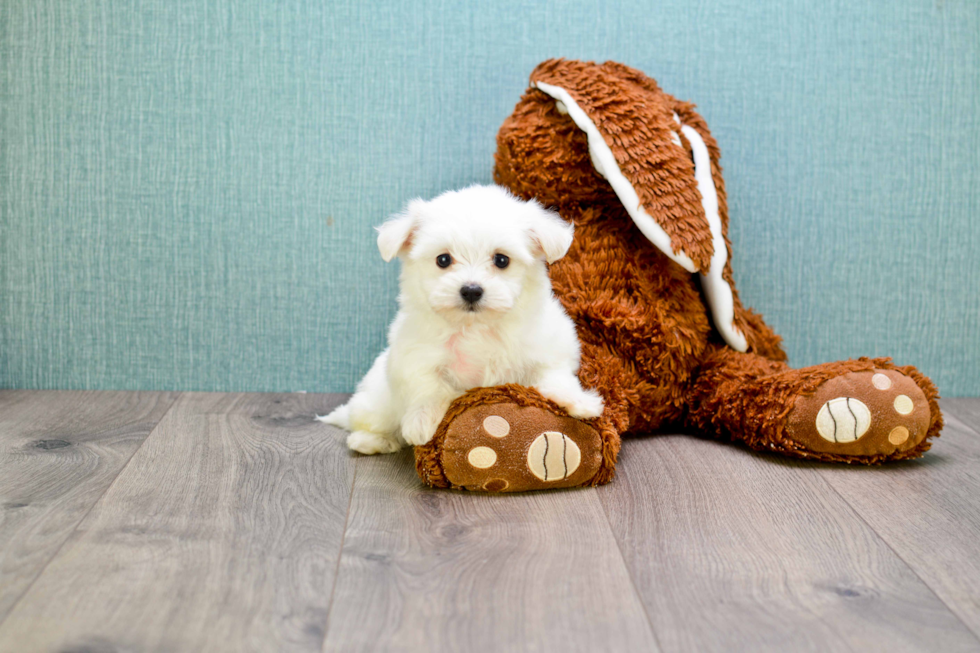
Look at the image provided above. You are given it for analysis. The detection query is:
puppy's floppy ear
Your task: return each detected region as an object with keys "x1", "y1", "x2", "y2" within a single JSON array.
[
  {"x1": 376, "y1": 199, "x2": 424, "y2": 262},
  {"x1": 526, "y1": 203, "x2": 574, "y2": 263}
]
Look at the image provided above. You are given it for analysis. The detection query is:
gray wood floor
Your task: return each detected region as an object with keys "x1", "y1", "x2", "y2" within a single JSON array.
[{"x1": 1, "y1": 391, "x2": 978, "y2": 652}]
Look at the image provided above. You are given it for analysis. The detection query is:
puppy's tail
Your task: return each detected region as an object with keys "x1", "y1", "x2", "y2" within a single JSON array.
[{"x1": 316, "y1": 403, "x2": 351, "y2": 430}]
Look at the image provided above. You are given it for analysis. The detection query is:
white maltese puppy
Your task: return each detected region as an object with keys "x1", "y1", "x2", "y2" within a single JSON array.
[{"x1": 319, "y1": 185, "x2": 603, "y2": 455}]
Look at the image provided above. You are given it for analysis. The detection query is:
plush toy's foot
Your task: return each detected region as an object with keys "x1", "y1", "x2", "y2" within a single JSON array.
[
  {"x1": 786, "y1": 368, "x2": 933, "y2": 460},
  {"x1": 439, "y1": 403, "x2": 603, "y2": 492},
  {"x1": 415, "y1": 385, "x2": 618, "y2": 492}
]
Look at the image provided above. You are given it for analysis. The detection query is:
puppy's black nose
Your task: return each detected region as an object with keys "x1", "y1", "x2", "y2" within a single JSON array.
[{"x1": 460, "y1": 284, "x2": 484, "y2": 304}]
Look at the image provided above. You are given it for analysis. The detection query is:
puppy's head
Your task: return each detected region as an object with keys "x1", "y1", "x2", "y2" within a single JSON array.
[{"x1": 377, "y1": 185, "x2": 573, "y2": 321}]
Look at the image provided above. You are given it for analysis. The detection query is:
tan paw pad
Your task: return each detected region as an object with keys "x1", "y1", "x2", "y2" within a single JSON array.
[
  {"x1": 527, "y1": 432, "x2": 581, "y2": 482},
  {"x1": 482, "y1": 415, "x2": 510, "y2": 438},
  {"x1": 815, "y1": 397, "x2": 871, "y2": 443},
  {"x1": 894, "y1": 395, "x2": 914, "y2": 415},
  {"x1": 467, "y1": 446, "x2": 497, "y2": 468},
  {"x1": 888, "y1": 426, "x2": 910, "y2": 445},
  {"x1": 872, "y1": 373, "x2": 892, "y2": 390}
]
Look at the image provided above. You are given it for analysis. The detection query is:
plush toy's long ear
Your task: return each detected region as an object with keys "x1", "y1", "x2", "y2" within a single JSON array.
[
  {"x1": 529, "y1": 59, "x2": 748, "y2": 352},
  {"x1": 526, "y1": 202, "x2": 574, "y2": 263},
  {"x1": 376, "y1": 199, "x2": 423, "y2": 262}
]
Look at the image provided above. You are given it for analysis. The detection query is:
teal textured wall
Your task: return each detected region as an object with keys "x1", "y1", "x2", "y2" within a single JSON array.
[{"x1": 1, "y1": 0, "x2": 978, "y2": 395}]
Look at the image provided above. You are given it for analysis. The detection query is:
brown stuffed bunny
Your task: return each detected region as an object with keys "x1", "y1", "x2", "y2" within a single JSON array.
[{"x1": 415, "y1": 59, "x2": 943, "y2": 493}]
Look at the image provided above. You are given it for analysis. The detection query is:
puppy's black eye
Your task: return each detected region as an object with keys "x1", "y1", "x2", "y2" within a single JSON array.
[
  {"x1": 436, "y1": 253, "x2": 452, "y2": 268},
  {"x1": 494, "y1": 253, "x2": 510, "y2": 269}
]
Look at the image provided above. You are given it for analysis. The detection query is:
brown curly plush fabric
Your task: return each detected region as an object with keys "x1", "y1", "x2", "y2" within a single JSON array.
[
  {"x1": 416, "y1": 59, "x2": 942, "y2": 491},
  {"x1": 530, "y1": 60, "x2": 716, "y2": 271}
]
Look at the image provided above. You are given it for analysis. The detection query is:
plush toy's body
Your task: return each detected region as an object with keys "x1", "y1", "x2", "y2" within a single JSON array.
[{"x1": 415, "y1": 59, "x2": 942, "y2": 492}]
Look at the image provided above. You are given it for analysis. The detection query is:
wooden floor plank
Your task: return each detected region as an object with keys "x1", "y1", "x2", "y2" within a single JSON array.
[
  {"x1": 598, "y1": 433, "x2": 980, "y2": 652},
  {"x1": 812, "y1": 401, "x2": 980, "y2": 638},
  {"x1": 0, "y1": 390, "x2": 178, "y2": 623},
  {"x1": 4, "y1": 391, "x2": 978, "y2": 651},
  {"x1": 0, "y1": 392, "x2": 352, "y2": 653},
  {"x1": 941, "y1": 398, "x2": 980, "y2": 435},
  {"x1": 322, "y1": 448, "x2": 659, "y2": 653}
]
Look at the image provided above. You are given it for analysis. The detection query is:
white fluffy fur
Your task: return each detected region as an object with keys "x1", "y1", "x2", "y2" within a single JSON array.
[{"x1": 318, "y1": 184, "x2": 604, "y2": 455}]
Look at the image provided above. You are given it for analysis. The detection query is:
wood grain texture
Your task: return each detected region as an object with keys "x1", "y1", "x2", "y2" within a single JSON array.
[
  {"x1": 811, "y1": 400, "x2": 980, "y2": 638},
  {"x1": 322, "y1": 448, "x2": 658, "y2": 653},
  {"x1": 0, "y1": 390, "x2": 178, "y2": 623},
  {"x1": 3, "y1": 392, "x2": 979, "y2": 652},
  {"x1": 598, "y1": 433, "x2": 980, "y2": 652},
  {"x1": 0, "y1": 392, "x2": 352, "y2": 653},
  {"x1": 942, "y1": 398, "x2": 980, "y2": 433}
]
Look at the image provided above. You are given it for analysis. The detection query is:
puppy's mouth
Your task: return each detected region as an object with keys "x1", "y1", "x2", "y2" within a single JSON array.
[
  {"x1": 438, "y1": 301, "x2": 508, "y2": 320},
  {"x1": 452, "y1": 301, "x2": 499, "y2": 317}
]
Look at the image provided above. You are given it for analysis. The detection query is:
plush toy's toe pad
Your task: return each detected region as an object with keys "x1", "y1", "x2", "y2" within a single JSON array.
[
  {"x1": 787, "y1": 370, "x2": 931, "y2": 458},
  {"x1": 440, "y1": 403, "x2": 602, "y2": 492}
]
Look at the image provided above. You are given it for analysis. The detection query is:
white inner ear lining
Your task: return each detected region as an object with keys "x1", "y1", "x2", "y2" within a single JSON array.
[
  {"x1": 681, "y1": 124, "x2": 747, "y2": 352},
  {"x1": 533, "y1": 81, "x2": 696, "y2": 274},
  {"x1": 532, "y1": 81, "x2": 747, "y2": 353}
]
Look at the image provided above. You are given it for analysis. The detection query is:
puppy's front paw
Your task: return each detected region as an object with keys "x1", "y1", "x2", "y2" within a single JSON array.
[
  {"x1": 555, "y1": 389, "x2": 605, "y2": 419},
  {"x1": 401, "y1": 405, "x2": 445, "y2": 446},
  {"x1": 347, "y1": 431, "x2": 402, "y2": 455}
]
